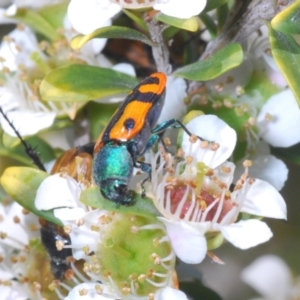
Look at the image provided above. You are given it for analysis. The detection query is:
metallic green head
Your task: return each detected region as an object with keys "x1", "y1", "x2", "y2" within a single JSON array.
[{"x1": 93, "y1": 143, "x2": 133, "y2": 205}]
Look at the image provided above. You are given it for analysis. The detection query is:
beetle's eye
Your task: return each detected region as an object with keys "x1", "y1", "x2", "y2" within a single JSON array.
[{"x1": 114, "y1": 183, "x2": 127, "y2": 195}]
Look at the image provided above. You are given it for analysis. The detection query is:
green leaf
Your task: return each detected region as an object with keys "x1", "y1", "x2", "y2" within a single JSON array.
[
  {"x1": 1, "y1": 167, "x2": 62, "y2": 225},
  {"x1": 217, "y1": 3, "x2": 229, "y2": 32},
  {"x1": 204, "y1": 0, "x2": 228, "y2": 12},
  {"x1": 87, "y1": 102, "x2": 118, "y2": 141},
  {"x1": 71, "y1": 26, "x2": 154, "y2": 50},
  {"x1": 199, "y1": 12, "x2": 217, "y2": 38},
  {"x1": 174, "y1": 43, "x2": 243, "y2": 81},
  {"x1": 271, "y1": 0, "x2": 300, "y2": 34},
  {"x1": 40, "y1": 64, "x2": 138, "y2": 102},
  {"x1": 80, "y1": 186, "x2": 160, "y2": 218},
  {"x1": 0, "y1": 133, "x2": 55, "y2": 166},
  {"x1": 155, "y1": 13, "x2": 199, "y2": 32},
  {"x1": 122, "y1": 9, "x2": 148, "y2": 32},
  {"x1": 269, "y1": 26, "x2": 300, "y2": 106},
  {"x1": 38, "y1": 1, "x2": 68, "y2": 30},
  {"x1": 8, "y1": 8, "x2": 62, "y2": 41}
]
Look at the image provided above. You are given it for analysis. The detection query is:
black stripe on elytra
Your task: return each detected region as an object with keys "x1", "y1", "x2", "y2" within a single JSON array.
[{"x1": 101, "y1": 75, "x2": 165, "y2": 143}]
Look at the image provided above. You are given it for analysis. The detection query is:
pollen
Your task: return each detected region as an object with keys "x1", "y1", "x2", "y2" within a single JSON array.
[
  {"x1": 236, "y1": 85, "x2": 245, "y2": 96},
  {"x1": 199, "y1": 200, "x2": 207, "y2": 211},
  {"x1": 22, "y1": 208, "x2": 30, "y2": 215},
  {"x1": 212, "y1": 100, "x2": 222, "y2": 109},
  {"x1": 176, "y1": 148, "x2": 184, "y2": 157},
  {"x1": 75, "y1": 218, "x2": 84, "y2": 226},
  {"x1": 131, "y1": 225, "x2": 139, "y2": 233},
  {"x1": 163, "y1": 137, "x2": 171, "y2": 147},
  {"x1": 95, "y1": 284, "x2": 103, "y2": 294},
  {"x1": 148, "y1": 293, "x2": 155, "y2": 300},
  {"x1": 121, "y1": 286, "x2": 131, "y2": 295},
  {"x1": 243, "y1": 159, "x2": 253, "y2": 168},
  {"x1": 200, "y1": 140, "x2": 209, "y2": 148},
  {"x1": 129, "y1": 273, "x2": 138, "y2": 281},
  {"x1": 82, "y1": 246, "x2": 90, "y2": 255},
  {"x1": 210, "y1": 142, "x2": 220, "y2": 151},
  {"x1": 265, "y1": 112, "x2": 273, "y2": 121},
  {"x1": 98, "y1": 215, "x2": 112, "y2": 224},
  {"x1": 91, "y1": 225, "x2": 100, "y2": 232},
  {"x1": 186, "y1": 155, "x2": 193, "y2": 164},
  {"x1": 221, "y1": 166, "x2": 232, "y2": 173},
  {"x1": 0, "y1": 232, "x2": 7, "y2": 239},
  {"x1": 13, "y1": 216, "x2": 21, "y2": 223},
  {"x1": 248, "y1": 178, "x2": 256, "y2": 185},
  {"x1": 214, "y1": 82, "x2": 224, "y2": 92},
  {"x1": 79, "y1": 288, "x2": 88, "y2": 296},
  {"x1": 33, "y1": 281, "x2": 41, "y2": 291},
  {"x1": 63, "y1": 225, "x2": 72, "y2": 234},
  {"x1": 55, "y1": 240, "x2": 65, "y2": 251},
  {"x1": 153, "y1": 237, "x2": 160, "y2": 247},
  {"x1": 64, "y1": 269, "x2": 75, "y2": 280},
  {"x1": 189, "y1": 134, "x2": 198, "y2": 143},
  {"x1": 223, "y1": 98, "x2": 233, "y2": 108}
]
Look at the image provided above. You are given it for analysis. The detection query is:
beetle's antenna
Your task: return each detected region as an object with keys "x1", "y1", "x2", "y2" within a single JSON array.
[{"x1": 0, "y1": 106, "x2": 46, "y2": 171}]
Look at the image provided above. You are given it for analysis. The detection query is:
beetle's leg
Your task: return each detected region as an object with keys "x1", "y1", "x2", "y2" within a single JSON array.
[
  {"x1": 136, "y1": 162, "x2": 152, "y2": 198},
  {"x1": 0, "y1": 106, "x2": 46, "y2": 171},
  {"x1": 152, "y1": 118, "x2": 207, "y2": 142}
]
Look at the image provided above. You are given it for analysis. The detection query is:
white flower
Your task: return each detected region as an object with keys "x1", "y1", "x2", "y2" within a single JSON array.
[
  {"x1": 65, "y1": 283, "x2": 119, "y2": 300},
  {"x1": 203, "y1": 25, "x2": 296, "y2": 190},
  {"x1": 257, "y1": 89, "x2": 300, "y2": 148},
  {"x1": 0, "y1": 21, "x2": 135, "y2": 139},
  {"x1": 68, "y1": 0, "x2": 206, "y2": 34},
  {"x1": 0, "y1": 26, "x2": 58, "y2": 137},
  {"x1": 0, "y1": 201, "x2": 40, "y2": 249},
  {"x1": 35, "y1": 173, "x2": 101, "y2": 260},
  {"x1": 234, "y1": 141, "x2": 288, "y2": 191},
  {"x1": 150, "y1": 115, "x2": 287, "y2": 264},
  {"x1": 35, "y1": 170, "x2": 186, "y2": 299},
  {"x1": 241, "y1": 255, "x2": 300, "y2": 300},
  {"x1": 0, "y1": 201, "x2": 62, "y2": 299},
  {"x1": 157, "y1": 76, "x2": 187, "y2": 124}
]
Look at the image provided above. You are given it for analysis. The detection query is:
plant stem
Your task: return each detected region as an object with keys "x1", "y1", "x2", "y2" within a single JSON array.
[{"x1": 145, "y1": 13, "x2": 171, "y2": 74}]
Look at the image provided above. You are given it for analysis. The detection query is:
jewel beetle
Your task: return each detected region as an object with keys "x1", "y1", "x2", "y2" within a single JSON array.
[
  {"x1": 93, "y1": 72, "x2": 197, "y2": 205},
  {"x1": 0, "y1": 107, "x2": 94, "y2": 280}
]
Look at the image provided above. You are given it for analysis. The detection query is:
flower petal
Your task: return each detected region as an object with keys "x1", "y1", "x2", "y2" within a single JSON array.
[
  {"x1": 216, "y1": 219, "x2": 272, "y2": 249},
  {"x1": 0, "y1": 202, "x2": 31, "y2": 249},
  {"x1": 239, "y1": 178, "x2": 287, "y2": 220},
  {"x1": 68, "y1": 210, "x2": 109, "y2": 259},
  {"x1": 68, "y1": 0, "x2": 119, "y2": 34},
  {"x1": 159, "y1": 218, "x2": 208, "y2": 264},
  {"x1": 257, "y1": 89, "x2": 300, "y2": 147},
  {"x1": 0, "y1": 26, "x2": 39, "y2": 70},
  {"x1": 155, "y1": 286, "x2": 188, "y2": 300},
  {"x1": 35, "y1": 174, "x2": 81, "y2": 210},
  {"x1": 209, "y1": 56, "x2": 253, "y2": 96},
  {"x1": 54, "y1": 207, "x2": 86, "y2": 221},
  {"x1": 65, "y1": 283, "x2": 118, "y2": 300},
  {"x1": 157, "y1": 76, "x2": 187, "y2": 124},
  {"x1": 154, "y1": 0, "x2": 206, "y2": 19},
  {"x1": 241, "y1": 255, "x2": 292, "y2": 300},
  {"x1": 0, "y1": 110, "x2": 56, "y2": 137},
  {"x1": 237, "y1": 154, "x2": 288, "y2": 191},
  {"x1": 182, "y1": 115, "x2": 237, "y2": 168},
  {"x1": 112, "y1": 63, "x2": 136, "y2": 77}
]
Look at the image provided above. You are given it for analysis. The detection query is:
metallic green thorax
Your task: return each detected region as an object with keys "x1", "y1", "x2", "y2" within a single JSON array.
[{"x1": 93, "y1": 143, "x2": 133, "y2": 204}]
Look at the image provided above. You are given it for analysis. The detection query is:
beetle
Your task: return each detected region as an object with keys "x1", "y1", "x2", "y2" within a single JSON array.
[
  {"x1": 0, "y1": 107, "x2": 94, "y2": 280},
  {"x1": 93, "y1": 72, "x2": 197, "y2": 205}
]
